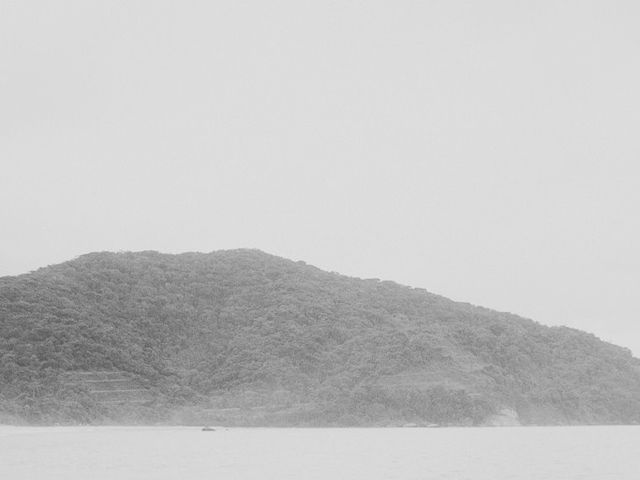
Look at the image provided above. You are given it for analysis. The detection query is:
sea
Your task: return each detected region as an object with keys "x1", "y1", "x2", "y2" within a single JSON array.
[{"x1": 1, "y1": 425, "x2": 638, "y2": 479}]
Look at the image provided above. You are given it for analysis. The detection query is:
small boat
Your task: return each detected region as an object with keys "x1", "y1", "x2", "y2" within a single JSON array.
[{"x1": 201, "y1": 426, "x2": 215, "y2": 431}]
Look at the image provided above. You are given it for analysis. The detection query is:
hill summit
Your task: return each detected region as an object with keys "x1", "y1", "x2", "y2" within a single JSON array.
[{"x1": 1, "y1": 250, "x2": 639, "y2": 426}]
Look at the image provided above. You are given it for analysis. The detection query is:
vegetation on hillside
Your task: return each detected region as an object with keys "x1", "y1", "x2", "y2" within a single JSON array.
[{"x1": 1, "y1": 250, "x2": 639, "y2": 425}]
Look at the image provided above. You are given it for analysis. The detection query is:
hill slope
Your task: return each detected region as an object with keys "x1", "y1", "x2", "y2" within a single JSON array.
[{"x1": 1, "y1": 250, "x2": 639, "y2": 426}]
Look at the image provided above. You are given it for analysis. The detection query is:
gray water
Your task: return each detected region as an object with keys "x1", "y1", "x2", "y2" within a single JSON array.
[{"x1": 1, "y1": 426, "x2": 638, "y2": 479}]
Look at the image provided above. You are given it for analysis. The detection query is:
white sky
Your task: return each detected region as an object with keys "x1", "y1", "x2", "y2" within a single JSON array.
[{"x1": 2, "y1": 1, "x2": 639, "y2": 355}]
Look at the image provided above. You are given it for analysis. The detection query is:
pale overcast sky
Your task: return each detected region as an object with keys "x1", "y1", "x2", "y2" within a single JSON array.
[{"x1": 2, "y1": 1, "x2": 639, "y2": 354}]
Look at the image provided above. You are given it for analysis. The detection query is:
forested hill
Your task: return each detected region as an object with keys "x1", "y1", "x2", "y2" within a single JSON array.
[{"x1": 2, "y1": 250, "x2": 640, "y2": 426}]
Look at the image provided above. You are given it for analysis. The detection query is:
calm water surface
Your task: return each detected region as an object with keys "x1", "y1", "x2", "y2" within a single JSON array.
[{"x1": 1, "y1": 426, "x2": 638, "y2": 479}]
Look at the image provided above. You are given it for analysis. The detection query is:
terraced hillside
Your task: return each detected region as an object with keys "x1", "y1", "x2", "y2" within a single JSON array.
[
  {"x1": 1, "y1": 249, "x2": 640, "y2": 426},
  {"x1": 63, "y1": 371, "x2": 153, "y2": 405}
]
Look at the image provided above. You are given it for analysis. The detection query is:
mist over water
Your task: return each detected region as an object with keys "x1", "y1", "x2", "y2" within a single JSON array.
[{"x1": 1, "y1": 426, "x2": 637, "y2": 479}]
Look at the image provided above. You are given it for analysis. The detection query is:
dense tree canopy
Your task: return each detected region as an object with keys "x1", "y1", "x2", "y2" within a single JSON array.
[{"x1": 1, "y1": 250, "x2": 639, "y2": 425}]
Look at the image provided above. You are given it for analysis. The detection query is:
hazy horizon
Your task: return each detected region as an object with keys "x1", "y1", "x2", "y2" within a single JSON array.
[{"x1": 2, "y1": 1, "x2": 639, "y2": 355}]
